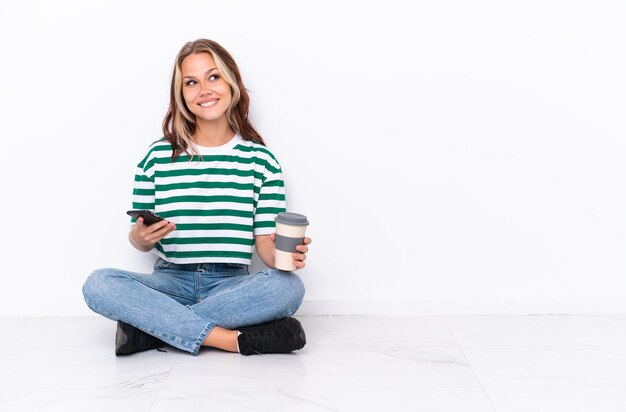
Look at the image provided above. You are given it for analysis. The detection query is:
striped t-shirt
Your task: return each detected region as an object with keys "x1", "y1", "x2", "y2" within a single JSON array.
[{"x1": 130, "y1": 132, "x2": 287, "y2": 265}]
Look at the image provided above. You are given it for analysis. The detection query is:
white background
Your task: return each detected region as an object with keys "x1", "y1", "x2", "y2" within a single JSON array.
[{"x1": 0, "y1": 0, "x2": 624, "y2": 316}]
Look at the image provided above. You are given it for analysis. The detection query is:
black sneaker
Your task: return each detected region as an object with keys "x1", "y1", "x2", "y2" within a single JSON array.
[
  {"x1": 237, "y1": 317, "x2": 306, "y2": 356},
  {"x1": 115, "y1": 321, "x2": 165, "y2": 356}
]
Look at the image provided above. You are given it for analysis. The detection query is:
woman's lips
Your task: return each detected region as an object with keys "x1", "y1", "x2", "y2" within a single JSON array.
[{"x1": 199, "y1": 99, "x2": 219, "y2": 108}]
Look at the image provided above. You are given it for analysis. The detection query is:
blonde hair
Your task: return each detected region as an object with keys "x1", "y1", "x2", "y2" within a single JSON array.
[{"x1": 162, "y1": 39, "x2": 265, "y2": 160}]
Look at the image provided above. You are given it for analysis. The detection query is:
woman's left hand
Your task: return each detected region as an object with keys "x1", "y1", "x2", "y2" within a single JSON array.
[{"x1": 269, "y1": 234, "x2": 312, "y2": 269}]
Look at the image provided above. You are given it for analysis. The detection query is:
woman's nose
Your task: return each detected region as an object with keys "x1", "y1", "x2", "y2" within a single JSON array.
[{"x1": 200, "y1": 83, "x2": 213, "y2": 95}]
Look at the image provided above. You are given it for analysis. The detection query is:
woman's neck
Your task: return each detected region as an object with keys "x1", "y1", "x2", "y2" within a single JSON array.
[{"x1": 193, "y1": 117, "x2": 235, "y2": 147}]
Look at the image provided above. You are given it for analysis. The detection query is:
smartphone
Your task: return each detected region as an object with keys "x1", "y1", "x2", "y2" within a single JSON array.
[{"x1": 127, "y1": 210, "x2": 165, "y2": 226}]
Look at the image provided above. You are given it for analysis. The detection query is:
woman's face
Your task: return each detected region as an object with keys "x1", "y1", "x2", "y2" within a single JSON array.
[{"x1": 181, "y1": 52, "x2": 232, "y2": 125}]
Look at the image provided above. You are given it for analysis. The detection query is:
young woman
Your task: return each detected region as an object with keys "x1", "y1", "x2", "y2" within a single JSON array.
[{"x1": 82, "y1": 39, "x2": 312, "y2": 356}]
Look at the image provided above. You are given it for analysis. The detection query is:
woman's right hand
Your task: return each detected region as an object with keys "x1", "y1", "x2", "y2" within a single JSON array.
[{"x1": 129, "y1": 217, "x2": 176, "y2": 252}]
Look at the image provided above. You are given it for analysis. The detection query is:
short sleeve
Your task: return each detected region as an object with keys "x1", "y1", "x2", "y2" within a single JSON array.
[
  {"x1": 253, "y1": 169, "x2": 287, "y2": 236},
  {"x1": 129, "y1": 153, "x2": 156, "y2": 223}
]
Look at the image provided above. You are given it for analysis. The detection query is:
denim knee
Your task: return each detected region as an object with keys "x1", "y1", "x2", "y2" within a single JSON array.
[
  {"x1": 82, "y1": 268, "x2": 115, "y2": 308},
  {"x1": 269, "y1": 269, "x2": 306, "y2": 315}
]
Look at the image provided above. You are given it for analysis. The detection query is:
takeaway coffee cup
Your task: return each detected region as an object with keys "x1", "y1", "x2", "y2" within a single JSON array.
[{"x1": 274, "y1": 212, "x2": 309, "y2": 271}]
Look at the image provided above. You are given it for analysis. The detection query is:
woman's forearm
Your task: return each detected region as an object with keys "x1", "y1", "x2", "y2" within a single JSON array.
[{"x1": 255, "y1": 235, "x2": 276, "y2": 268}]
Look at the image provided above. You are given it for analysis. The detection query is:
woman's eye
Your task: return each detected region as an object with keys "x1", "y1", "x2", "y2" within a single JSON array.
[
  {"x1": 209, "y1": 74, "x2": 220, "y2": 81},
  {"x1": 185, "y1": 80, "x2": 197, "y2": 86}
]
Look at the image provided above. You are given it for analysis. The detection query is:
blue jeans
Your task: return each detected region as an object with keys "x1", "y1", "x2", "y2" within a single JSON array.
[{"x1": 81, "y1": 258, "x2": 306, "y2": 355}]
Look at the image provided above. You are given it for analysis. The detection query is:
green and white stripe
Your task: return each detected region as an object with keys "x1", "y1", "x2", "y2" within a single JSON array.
[{"x1": 130, "y1": 133, "x2": 286, "y2": 264}]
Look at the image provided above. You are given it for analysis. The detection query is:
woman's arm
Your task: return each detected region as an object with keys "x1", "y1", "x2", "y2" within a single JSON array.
[{"x1": 255, "y1": 234, "x2": 276, "y2": 268}]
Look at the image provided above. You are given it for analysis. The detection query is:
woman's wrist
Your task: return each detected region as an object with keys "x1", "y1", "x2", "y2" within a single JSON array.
[{"x1": 128, "y1": 230, "x2": 154, "y2": 252}]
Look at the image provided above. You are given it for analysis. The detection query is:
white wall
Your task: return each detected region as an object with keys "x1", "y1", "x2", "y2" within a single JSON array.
[{"x1": 1, "y1": 0, "x2": 624, "y2": 316}]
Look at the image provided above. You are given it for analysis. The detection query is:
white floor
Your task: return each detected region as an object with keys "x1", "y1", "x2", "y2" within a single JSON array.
[{"x1": 2, "y1": 315, "x2": 626, "y2": 411}]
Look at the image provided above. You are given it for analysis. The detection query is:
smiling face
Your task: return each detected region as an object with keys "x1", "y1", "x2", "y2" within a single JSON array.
[{"x1": 180, "y1": 52, "x2": 233, "y2": 126}]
